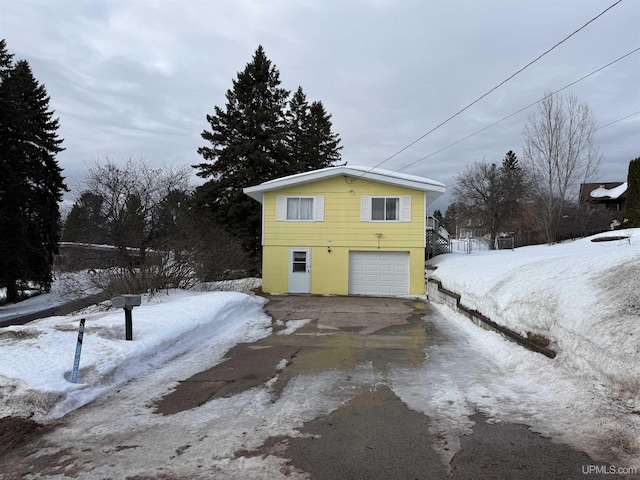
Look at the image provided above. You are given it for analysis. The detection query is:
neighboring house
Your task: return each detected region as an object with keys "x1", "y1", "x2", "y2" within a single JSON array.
[
  {"x1": 579, "y1": 182, "x2": 627, "y2": 211},
  {"x1": 243, "y1": 166, "x2": 445, "y2": 296},
  {"x1": 55, "y1": 243, "x2": 149, "y2": 271},
  {"x1": 455, "y1": 212, "x2": 487, "y2": 239}
]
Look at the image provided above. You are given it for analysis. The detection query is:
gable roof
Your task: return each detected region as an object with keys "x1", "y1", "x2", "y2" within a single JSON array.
[{"x1": 243, "y1": 165, "x2": 446, "y2": 203}]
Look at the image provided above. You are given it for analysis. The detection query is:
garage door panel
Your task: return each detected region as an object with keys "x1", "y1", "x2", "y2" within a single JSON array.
[{"x1": 349, "y1": 251, "x2": 409, "y2": 296}]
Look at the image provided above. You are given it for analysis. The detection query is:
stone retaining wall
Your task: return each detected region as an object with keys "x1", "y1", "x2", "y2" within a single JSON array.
[{"x1": 426, "y1": 277, "x2": 556, "y2": 359}]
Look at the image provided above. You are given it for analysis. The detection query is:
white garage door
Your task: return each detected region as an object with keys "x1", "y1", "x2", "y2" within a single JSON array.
[{"x1": 349, "y1": 251, "x2": 409, "y2": 296}]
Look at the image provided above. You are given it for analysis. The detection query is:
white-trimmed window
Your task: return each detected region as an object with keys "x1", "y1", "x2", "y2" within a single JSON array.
[
  {"x1": 276, "y1": 195, "x2": 324, "y2": 221},
  {"x1": 361, "y1": 195, "x2": 411, "y2": 222}
]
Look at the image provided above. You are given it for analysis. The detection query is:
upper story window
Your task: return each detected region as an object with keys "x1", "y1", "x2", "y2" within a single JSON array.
[
  {"x1": 372, "y1": 197, "x2": 399, "y2": 220},
  {"x1": 361, "y1": 195, "x2": 411, "y2": 222},
  {"x1": 287, "y1": 197, "x2": 314, "y2": 220},
  {"x1": 276, "y1": 195, "x2": 324, "y2": 221}
]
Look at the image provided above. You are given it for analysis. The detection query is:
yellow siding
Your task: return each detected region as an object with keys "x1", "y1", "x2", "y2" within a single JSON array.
[
  {"x1": 408, "y1": 247, "x2": 426, "y2": 294},
  {"x1": 261, "y1": 246, "x2": 289, "y2": 293},
  {"x1": 261, "y1": 175, "x2": 426, "y2": 295},
  {"x1": 262, "y1": 245, "x2": 425, "y2": 295},
  {"x1": 263, "y1": 176, "x2": 425, "y2": 248}
]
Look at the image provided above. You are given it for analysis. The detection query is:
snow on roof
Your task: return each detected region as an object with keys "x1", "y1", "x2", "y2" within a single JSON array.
[
  {"x1": 590, "y1": 182, "x2": 627, "y2": 199},
  {"x1": 243, "y1": 165, "x2": 446, "y2": 202}
]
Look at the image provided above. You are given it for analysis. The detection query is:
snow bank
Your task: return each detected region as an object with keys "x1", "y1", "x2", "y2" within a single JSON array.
[
  {"x1": 0, "y1": 290, "x2": 271, "y2": 420},
  {"x1": 429, "y1": 229, "x2": 640, "y2": 403}
]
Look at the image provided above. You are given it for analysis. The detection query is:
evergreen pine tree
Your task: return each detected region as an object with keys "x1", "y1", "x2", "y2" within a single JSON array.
[
  {"x1": 500, "y1": 150, "x2": 526, "y2": 231},
  {"x1": 0, "y1": 40, "x2": 15, "y2": 213},
  {"x1": 153, "y1": 189, "x2": 192, "y2": 241},
  {"x1": 285, "y1": 88, "x2": 343, "y2": 172},
  {"x1": 117, "y1": 194, "x2": 146, "y2": 250},
  {"x1": 194, "y1": 46, "x2": 343, "y2": 259},
  {"x1": 502, "y1": 150, "x2": 519, "y2": 171},
  {"x1": 63, "y1": 192, "x2": 109, "y2": 244},
  {"x1": 625, "y1": 157, "x2": 640, "y2": 227},
  {"x1": 0, "y1": 39, "x2": 13, "y2": 77},
  {"x1": 285, "y1": 86, "x2": 311, "y2": 171},
  {"x1": 194, "y1": 45, "x2": 291, "y2": 255},
  {"x1": 0, "y1": 46, "x2": 67, "y2": 302},
  {"x1": 305, "y1": 100, "x2": 343, "y2": 170}
]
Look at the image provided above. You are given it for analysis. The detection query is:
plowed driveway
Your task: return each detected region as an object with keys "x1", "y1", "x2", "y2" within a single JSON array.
[{"x1": 0, "y1": 295, "x2": 624, "y2": 479}]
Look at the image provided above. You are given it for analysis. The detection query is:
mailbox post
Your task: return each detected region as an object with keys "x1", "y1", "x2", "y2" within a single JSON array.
[{"x1": 111, "y1": 295, "x2": 142, "y2": 340}]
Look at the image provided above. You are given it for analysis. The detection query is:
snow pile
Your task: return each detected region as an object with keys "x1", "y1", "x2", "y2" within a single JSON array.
[
  {"x1": 0, "y1": 290, "x2": 271, "y2": 420},
  {"x1": 428, "y1": 229, "x2": 640, "y2": 403}
]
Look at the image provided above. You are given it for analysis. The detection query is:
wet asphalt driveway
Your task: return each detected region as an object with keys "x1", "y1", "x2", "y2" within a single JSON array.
[
  {"x1": 156, "y1": 294, "x2": 625, "y2": 479},
  {"x1": 0, "y1": 294, "x2": 629, "y2": 479}
]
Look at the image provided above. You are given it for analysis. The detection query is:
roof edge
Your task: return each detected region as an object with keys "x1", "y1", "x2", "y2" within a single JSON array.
[{"x1": 243, "y1": 166, "x2": 446, "y2": 202}]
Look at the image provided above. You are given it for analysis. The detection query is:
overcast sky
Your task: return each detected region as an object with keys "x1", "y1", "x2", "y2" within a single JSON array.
[{"x1": 1, "y1": 0, "x2": 639, "y2": 211}]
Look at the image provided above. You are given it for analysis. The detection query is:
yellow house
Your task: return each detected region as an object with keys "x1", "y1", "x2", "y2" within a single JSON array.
[{"x1": 243, "y1": 166, "x2": 445, "y2": 296}]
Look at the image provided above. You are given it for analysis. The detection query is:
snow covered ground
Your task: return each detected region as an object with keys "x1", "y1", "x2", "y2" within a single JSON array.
[
  {"x1": 0, "y1": 231, "x2": 639, "y2": 475},
  {"x1": 0, "y1": 270, "x2": 102, "y2": 323},
  {"x1": 428, "y1": 228, "x2": 640, "y2": 406},
  {"x1": 0, "y1": 288, "x2": 272, "y2": 420},
  {"x1": 391, "y1": 306, "x2": 640, "y2": 472}
]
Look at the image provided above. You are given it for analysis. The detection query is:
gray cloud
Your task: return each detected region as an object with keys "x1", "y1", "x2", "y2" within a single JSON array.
[{"x1": 1, "y1": 0, "x2": 638, "y2": 212}]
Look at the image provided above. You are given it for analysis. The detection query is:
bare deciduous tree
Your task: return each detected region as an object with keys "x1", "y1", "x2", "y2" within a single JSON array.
[
  {"x1": 85, "y1": 157, "x2": 191, "y2": 258},
  {"x1": 83, "y1": 157, "x2": 193, "y2": 293},
  {"x1": 453, "y1": 151, "x2": 529, "y2": 248},
  {"x1": 62, "y1": 157, "x2": 255, "y2": 298},
  {"x1": 523, "y1": 92, "x2": 602, "y2": 243}
]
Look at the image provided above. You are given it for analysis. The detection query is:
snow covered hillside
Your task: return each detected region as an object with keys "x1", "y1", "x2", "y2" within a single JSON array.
[
  {"x1": 0, "y1": 290, "x2": 272, "y2": 420},
  {"x1": 428, "y1": 229, "x2": 640, "y2": 405}
]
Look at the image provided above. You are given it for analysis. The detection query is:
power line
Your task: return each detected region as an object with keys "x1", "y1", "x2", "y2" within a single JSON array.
[
  {"x1": 394, "y1": 47, "x2": 640, "y2": 173},
  {"x1": 356, "y1": 0, "x2": 624, "y2": 176},
  {"x1": 397, "y1": 109, "x2": 639, "y2": 182},
  {"x1": 592, "y1": 110, "x2": 640, "y2": 132},
  {"x1": 350, "y1": 47, "x2": 639, "y2": 191}
]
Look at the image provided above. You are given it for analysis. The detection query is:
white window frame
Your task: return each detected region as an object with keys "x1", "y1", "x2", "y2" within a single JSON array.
[
  {"x1": 276, "y1": 195, "x2": 324, "y2": 222},
  {"x1": 361, "y1": 195, "x2": 411, "y2": 222}
]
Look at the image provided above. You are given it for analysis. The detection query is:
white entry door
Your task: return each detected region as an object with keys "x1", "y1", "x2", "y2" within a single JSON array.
[{"x1": 288, "y1": 248, "x2": 311, "y2": 293}]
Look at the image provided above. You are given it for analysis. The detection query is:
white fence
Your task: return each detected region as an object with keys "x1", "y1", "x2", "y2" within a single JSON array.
[
  {"x1": 450, "y1": 236, "x2": 516, "y2": 254},
  {"x1": 450, "y1": 238, "x2": 490, "y2": 254}
]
